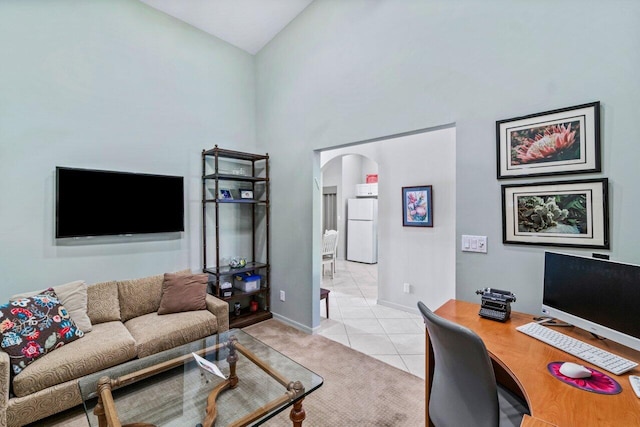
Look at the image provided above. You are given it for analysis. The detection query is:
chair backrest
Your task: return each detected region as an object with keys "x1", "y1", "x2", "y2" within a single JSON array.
[
  {"x1": 322, "y1": 231, "x2": 338, "y2": 256},
  {"x1": 418, "y1": 301, "x2": 500, "y2": 427},
  {"x1": 325, "y1": 229, "x2": 339, "y2": 252}
]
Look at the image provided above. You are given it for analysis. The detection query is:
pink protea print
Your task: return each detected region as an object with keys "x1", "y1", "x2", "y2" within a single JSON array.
[{"x1": 512, "y1": 122, "x2": 578, "y2": 165}]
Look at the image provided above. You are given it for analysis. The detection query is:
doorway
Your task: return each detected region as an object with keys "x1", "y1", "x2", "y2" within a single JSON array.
[
  {"x1": 320, "y1": 153, "x2": 378, "y2": 267},
  {"x1": 314, "y1": 124, "x2": 456, "y2": 329}
]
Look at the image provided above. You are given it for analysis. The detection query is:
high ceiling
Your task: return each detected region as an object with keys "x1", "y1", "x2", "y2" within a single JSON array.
[{"x1": 139, "y1": 0, "x2": 314, "y2": 55}]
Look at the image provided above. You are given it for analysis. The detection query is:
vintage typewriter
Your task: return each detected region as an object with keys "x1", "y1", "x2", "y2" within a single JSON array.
[{"x1": 475, "y1": 288, "x2": 516, "y2": 322}]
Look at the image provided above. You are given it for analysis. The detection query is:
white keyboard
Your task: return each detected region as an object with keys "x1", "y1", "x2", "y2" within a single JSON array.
[{"x1": 516, "y1": 322, "x2": 638, "y2": 375}]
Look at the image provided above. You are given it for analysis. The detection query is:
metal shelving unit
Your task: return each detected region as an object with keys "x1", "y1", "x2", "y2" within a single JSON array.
[{"x1": 202, "y1": 145, "x2": 271, "y2": 328}]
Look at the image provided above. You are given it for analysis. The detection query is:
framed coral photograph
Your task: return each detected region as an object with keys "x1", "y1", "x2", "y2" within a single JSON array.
[
  {"x1": 502, "y1": 178, "x2": 609, "y2": 248},
  {"x1": 496, "y1": 102, "x2": 600, "y2": 179},
  {"x1": 402, "y1": 185, "x2": 433, "y2": 227}
]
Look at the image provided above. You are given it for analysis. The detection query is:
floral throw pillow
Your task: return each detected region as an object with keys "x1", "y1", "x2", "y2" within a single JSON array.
[{"x1": 0, "y1": 288, "x2": 84, "y2": 376}]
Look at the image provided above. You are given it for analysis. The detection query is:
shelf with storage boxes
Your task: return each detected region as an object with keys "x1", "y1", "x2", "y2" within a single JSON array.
[{"x1": 201, "y1": 146, "x2": 272, "y2": 329}]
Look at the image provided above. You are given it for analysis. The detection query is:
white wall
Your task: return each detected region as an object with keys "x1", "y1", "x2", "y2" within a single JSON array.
[
  {"x1": 256, "y1": 0, "x2": 640, "y2": 328},
  {"x1": 321, "y1": 128, "x2": 456, "y2": 318},
  {"x1": 0, "y1": 1, "x2": 256, "y2": 300}
]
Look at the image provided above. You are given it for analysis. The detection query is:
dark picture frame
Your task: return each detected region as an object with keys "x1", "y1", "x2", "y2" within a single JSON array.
[
  {"x1": 239, "y1": 189, "x2": 253, "y2": 199},
  {"x1": 402, "y1": 185, "x2": 433, "y2": 227},
  {"x1": 218, "y1": 189, "x2": 233, "y2": 200},
  {"x1": 501, "y1": 178, "x2": 609, "y2": 249},
  {"x1": 496, "y1": 102, "x2": 600, "y2": 179}
]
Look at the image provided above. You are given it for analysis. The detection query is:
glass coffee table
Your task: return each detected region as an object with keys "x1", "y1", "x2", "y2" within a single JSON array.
[{"x1": 78, "y1": 329, "x2": 323, "y2": 427}]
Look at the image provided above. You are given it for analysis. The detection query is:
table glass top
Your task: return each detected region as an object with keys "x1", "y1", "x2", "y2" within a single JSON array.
[{"x1": 78, "y1": 329, "x2": 323, "y2": 427}]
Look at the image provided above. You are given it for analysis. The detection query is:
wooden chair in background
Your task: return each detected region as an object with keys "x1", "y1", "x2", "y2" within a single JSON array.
[
  {"x1": 320, "y1": 230, "x2": 338, "y2": 319},
  {"x1": 321, "y1": 230, "x2": 339, "y2": 279}
]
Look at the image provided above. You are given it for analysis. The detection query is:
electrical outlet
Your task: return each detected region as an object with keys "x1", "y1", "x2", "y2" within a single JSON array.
[
  {"x1": 403, "y1": 283, "x2": 410, "y2": 293},
  {"x1": 280, "y1": 290, "x2": 285, "y2": 302}
]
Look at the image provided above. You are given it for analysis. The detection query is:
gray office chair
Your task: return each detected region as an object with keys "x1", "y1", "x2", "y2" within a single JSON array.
[{"x1": 417, "y1": 301, "x2": 528, "y2": 427}]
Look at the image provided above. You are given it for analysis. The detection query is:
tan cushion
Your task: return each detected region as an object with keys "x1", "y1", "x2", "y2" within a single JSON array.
[
  {"x1": 157, "y1": 273, "x2": 208, "y2": 315},
  {"x1": 11, "y1": 280, "x2": 92, "y2": 332},
  {"x1": 53, "y1": 280, "x2": 92, "y2": 332},
  {"x1": 118, "y1": 269, "x2": 191, "y2": 322},
  {"x1": 86, "y1": 281, "x2": 121, "y2": 324},
  {"x1": 118, "y1": 273, "x2": 163, "y2": 323},
  {"x1": 125, "y1": 310, "x2": 218, "y2": 359},
  {"x1": 12, "y1": 321, "x2": 136, "y2": 397}
]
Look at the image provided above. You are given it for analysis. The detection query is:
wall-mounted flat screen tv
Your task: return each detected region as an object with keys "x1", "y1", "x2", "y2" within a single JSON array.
[{"x1": 56, "y1": 167, "x2": 184, "y2": 238}]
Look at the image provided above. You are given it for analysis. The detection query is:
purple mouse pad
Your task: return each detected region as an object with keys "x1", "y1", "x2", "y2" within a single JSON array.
[{"x1": 547, "y1": 362, "x2": 622, "y2": 394}]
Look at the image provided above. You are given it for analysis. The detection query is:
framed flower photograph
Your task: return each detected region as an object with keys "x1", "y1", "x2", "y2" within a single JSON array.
[
  {"x1": 402, "y1": 185, "x2": 433, "y2": 227},
  {"x1": 496, "y1": 102, "x2": 600, "y2": 179},
  {"x1": 501, "y1": 178, "x2": 609, "y2": 248}
]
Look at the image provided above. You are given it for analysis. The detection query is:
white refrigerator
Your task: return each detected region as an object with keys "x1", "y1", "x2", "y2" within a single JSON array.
[{"x1": 347, "y1": 198, "x2": 378, "y2": 264}]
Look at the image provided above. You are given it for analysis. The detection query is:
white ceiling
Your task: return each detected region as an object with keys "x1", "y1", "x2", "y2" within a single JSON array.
[{"x1": 139, "y1": 0, "x2": 314, "y2": 55}]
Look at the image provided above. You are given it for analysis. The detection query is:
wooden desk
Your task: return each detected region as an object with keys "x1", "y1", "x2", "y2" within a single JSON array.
[{"x1": 425, "y1": 300, "x2": 640, "y2": 427}]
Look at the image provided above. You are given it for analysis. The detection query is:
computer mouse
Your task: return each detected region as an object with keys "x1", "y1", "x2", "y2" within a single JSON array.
[{"x1": 559, "y1": 362, "x2": 592, "y2": 379}]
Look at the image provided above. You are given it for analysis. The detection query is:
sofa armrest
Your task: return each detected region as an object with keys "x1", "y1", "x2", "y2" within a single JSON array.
[
  {"x1": 205, "y1": 294, "x2": 229, "y2": 333},
  {"x1": 0, "y1": 351, "x2": 9, "y2": 427}
]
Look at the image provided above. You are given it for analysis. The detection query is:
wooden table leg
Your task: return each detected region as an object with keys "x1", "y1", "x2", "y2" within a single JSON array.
[
  {"x1": 320, "y1": 288, "x2": 330, "y2": 319},
  {"x1": 94, "y1": 376, "x2": 112, "y2": 427},
  {"x1": 203, "y1": 336, "x2": 240, "y2": 427},
  {"x1": 287, "y1": 381, "x2": 306, "y2": 427},
  {"x1": 326, "y1": 294, "x2": 330, "y2": 319},
  {"x1": 93, "y1": 390, "x2": 107, "y2": 427},
  {"x1": 226, "y1": 336, "x2": 239, "y2": 389},
  {"x1": 289, "y1": 398, "x2": 306, "y2": 427}
]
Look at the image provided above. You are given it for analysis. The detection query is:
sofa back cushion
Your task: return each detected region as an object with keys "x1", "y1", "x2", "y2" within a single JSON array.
[
  {"x1": 1, "y1": 289, "x2": 84, "y2": 376},
  {"x1": 118, "y1": 269, "x2": 191, "y2": 322},
  {"x1": 12, "y1": 280, "x2": 92, "y2": 333},
  {"x1": 87, "y1": 281, "x2": 121, "y2": 324},
  {"x1": 51, "y1": 281, "x2": 92, "y2": 332}
]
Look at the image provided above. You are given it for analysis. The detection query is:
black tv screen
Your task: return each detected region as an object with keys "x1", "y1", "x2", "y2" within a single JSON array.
[{"x1": 56, "y1": 167, "x2": 184, "y2": 238}]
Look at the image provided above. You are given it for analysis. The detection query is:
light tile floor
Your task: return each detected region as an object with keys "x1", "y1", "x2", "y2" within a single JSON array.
[{"x1": 318, "y1": 260, "x2": 426, "y2": 379}]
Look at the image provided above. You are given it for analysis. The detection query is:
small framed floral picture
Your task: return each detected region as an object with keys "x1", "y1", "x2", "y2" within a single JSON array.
[
  {"x1": 218, "y1": 189, "x2": 233, "y2": 200},
  {"x1": 496, "y1": 102, "x2": 600, "y2": 179},
  {"x1": 402, "y1": 185, "x2": 433, "y2": 227}
]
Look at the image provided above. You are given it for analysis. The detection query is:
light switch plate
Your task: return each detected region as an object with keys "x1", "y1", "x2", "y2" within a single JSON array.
[{"x1": 462, "y1": 235, "x2": 487, "y2": 253}]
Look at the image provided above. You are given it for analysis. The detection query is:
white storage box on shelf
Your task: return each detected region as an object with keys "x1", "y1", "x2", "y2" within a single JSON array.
[{"x1": 234, "y1": 274, "x2": 261, "y2": 292}]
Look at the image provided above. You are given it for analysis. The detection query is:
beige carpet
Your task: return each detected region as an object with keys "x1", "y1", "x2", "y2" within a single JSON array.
[
  {"x1": 33, "y1": 319, "x2": 425, "y2": 426},
  {"x1": 243, "y1": 319, "x2": 426, "y2": 426}
]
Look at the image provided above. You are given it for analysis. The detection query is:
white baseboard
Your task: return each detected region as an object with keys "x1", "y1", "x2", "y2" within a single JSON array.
[
  {"x1": 271, "y1": 312, "x2": 314, "y2": 334},
  {"x1": 376, "y1": 299, "x2": 420, "y2": 316}
]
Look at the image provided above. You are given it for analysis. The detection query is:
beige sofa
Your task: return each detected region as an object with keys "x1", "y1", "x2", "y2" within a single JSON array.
[{"x1": 0, "y1": 271, "x2": 229, "y2": 427}]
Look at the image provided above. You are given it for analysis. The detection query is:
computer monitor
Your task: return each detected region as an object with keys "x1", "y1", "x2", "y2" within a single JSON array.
[{"x1": 542, "y1": 251, "x2": 640, "y2": 352}]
